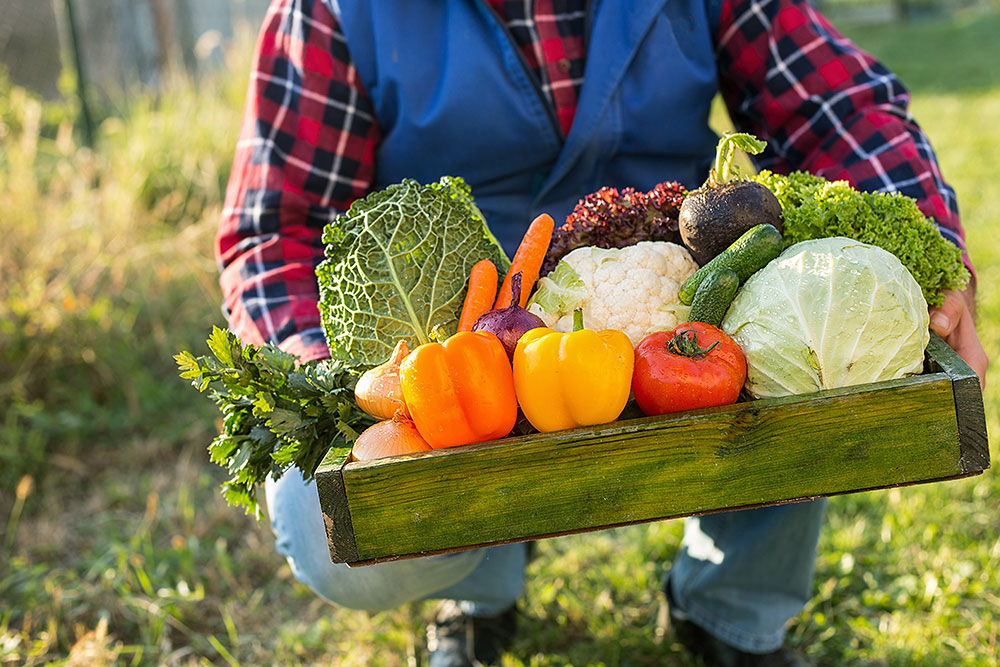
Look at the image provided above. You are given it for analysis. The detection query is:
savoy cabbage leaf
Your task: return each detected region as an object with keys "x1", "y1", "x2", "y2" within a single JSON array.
[{"x1": 317, "y1": 177, "x2": 510, "y2": 368}]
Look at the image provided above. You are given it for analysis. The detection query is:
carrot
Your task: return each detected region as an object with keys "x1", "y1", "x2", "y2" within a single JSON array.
[
  {"x1": 494, "y1": 213, "x2": 555, "y2": 309},
  {"x1": 457, "y1": 259, "x2": 499, "y2": 331}
]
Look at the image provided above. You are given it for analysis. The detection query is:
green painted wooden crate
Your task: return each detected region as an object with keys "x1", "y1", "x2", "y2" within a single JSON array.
[{"x1": 314, "y1": 334, "x2": 989, "y2": 566}]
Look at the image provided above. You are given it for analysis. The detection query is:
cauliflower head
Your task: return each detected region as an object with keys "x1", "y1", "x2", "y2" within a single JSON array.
[{"x1": 526, "y1": 241, "x2": 698, "y2": 346}]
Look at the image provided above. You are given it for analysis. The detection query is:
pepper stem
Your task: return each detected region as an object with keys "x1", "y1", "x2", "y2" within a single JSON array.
[
  {"x1": 573, "y1": 308, "x2": 584, "y2": 332},
  {"x1": 667, "y1": 327, "x2": 719, "y2": 358}
]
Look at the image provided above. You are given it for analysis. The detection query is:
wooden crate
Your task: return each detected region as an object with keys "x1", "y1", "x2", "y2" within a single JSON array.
[{"x1": 314, "y1": 334, "x2": 989, "y2": 566}]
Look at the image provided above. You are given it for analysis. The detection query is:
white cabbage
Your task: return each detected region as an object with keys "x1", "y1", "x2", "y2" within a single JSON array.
[{"x1": 721, "y1": 237, "x2": 929, "y2": 398}]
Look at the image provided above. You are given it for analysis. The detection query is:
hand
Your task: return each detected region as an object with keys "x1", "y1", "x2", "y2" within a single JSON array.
[{"x1": 929, "y1": 289, "x2": 988, "y2": 389}]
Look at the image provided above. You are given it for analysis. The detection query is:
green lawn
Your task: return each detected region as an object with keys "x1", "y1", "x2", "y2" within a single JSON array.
[{"x1": 3, "y1": 7, "x2": 1000, "y2": 666}]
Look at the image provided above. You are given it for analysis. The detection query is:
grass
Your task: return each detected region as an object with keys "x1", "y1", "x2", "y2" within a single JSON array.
[{"x1": 2, "y1": 7, "x2": 1000, "y2": 666}]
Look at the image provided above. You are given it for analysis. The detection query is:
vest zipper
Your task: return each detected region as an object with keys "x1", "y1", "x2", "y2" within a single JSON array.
[{"x1": 478, "y1": 1, "x2": 564, "y2": 142}]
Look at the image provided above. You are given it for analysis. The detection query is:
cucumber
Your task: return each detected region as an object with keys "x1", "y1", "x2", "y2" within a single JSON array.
[
  {"x1": 679, "y1": 223, "x2": 784, "y2": 305},
  {"x1": 687, "y1": 267, "x2": 740, "y2": 327}
]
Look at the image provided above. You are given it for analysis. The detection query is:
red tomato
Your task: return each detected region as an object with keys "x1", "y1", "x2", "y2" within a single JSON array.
[{"x1": 632, "y1": 322, "x2": 747, "y2": 415}]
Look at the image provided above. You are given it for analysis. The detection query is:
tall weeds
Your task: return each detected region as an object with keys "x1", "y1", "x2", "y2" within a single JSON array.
[{"x1": 0, "y1": 50, "x2": 248, "y2": 504}]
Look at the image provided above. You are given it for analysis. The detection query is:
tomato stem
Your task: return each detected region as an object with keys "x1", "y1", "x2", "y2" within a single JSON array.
[{"x1": 667, "y1": 327, "x2": 719, "y2": 358}]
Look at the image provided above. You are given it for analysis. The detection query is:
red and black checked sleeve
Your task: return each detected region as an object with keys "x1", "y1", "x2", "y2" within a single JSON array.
[
  {"x1": 216, "y1": 0, "x2": 378, "y2": 362},
  {"x1": 715, "y1": 0, "x2": 973, "y2": 275}
]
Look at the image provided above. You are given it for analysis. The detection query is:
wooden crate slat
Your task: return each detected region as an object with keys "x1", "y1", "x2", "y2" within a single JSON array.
[{"x1": 342, "y1": 375, "x2": 960, "y2": 561}]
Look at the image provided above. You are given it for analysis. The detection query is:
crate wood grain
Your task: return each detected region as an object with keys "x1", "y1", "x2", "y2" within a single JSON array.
[{"x1": 315, "y1": 334, "x2": 989, "y2": 566}]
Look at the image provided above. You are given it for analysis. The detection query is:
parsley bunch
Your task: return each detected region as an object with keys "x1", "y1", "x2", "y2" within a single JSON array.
[{"x1": 175, "y1": 328, "x2": 375, "y2": 518}]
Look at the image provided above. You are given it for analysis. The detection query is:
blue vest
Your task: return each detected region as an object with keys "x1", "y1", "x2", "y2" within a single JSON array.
[{"x1": 331, "y1": 0, "x2": 723, "y2": 256}]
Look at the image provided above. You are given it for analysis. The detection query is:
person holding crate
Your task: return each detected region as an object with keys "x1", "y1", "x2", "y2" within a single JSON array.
[{"x1": 216, "y1": 0, "x2": 987, "y2": 665}]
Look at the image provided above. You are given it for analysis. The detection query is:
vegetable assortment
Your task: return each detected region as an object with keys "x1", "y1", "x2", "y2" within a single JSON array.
[{"x1": 179, "y1": 137, "x2": 966, "y2": 512}]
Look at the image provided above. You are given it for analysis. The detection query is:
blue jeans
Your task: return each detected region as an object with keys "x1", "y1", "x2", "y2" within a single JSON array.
[
  {"x1": 264, "y1": 469, "x2": 527, "y2": 617},
  {"x1": 667, "y1": 500, "x2": 827, "y2": 653},
  {"x1": 265, "y1": 468, "x2": 826, "y2": 651}
]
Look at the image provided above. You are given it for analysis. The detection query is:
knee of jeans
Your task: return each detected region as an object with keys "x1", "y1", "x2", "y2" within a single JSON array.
[
  {"x1": 288, "y1": 553, "x2": 411, "y2": 613},
  {"x1": 289, "y1": 549, "x2": 488, "y2": 613}
]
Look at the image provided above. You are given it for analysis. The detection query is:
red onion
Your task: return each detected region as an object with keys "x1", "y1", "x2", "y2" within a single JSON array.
[{"x1": 472, "y1": 272, "x2": 545, "y2": 360}]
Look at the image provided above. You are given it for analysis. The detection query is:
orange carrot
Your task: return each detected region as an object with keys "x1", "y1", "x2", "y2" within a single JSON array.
[
  {"x1": 494, "y1": 213, "x2": 555, "y2": 309},
  {"x1": 457, "y1": 260, "x2": 499, "y2": 331}
]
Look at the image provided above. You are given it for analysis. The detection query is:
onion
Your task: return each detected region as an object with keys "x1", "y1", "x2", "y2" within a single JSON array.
[
  {"x1": 472, "y1": 272, "x2": 545, "y2": 360},
  {"x1": 351, "y1": 410, "x2": 432, "y2": 461},
  {"x1": 354, "y1": 340, "x2": 410, "y2": 420}
]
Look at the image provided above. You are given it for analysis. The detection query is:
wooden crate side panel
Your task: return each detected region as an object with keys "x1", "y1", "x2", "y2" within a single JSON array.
[
  {"x1": 343, "y1": 378, "x2": 961, "y2": 561},
  {"x1": 925, "y1": 335, "x2": 990, "y2": 474}
]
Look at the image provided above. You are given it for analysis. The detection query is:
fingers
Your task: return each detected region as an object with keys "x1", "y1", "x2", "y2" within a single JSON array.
[
  {"x1": 947, "y1": 304, "x2": 989, "y2": 390},
  {"x1": 928, "y1": 290, "x2": 988, "y2": 389},
  {"x1": 929, "y1": 290, "x2": 965, "y2": 338}
]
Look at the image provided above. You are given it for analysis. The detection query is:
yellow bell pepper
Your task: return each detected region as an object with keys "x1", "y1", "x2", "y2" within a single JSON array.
[{"x1": 512, "y1": 310, "x2": 634, "y2": 433}]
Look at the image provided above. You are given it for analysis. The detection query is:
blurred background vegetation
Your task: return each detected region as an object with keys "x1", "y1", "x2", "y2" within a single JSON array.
[{"x1": 2, "y1": 1, "x2": 999, "y2": 665}]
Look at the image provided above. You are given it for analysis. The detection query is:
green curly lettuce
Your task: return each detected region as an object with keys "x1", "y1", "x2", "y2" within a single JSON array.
[
  {"x1": 317, "y1": 176, "x2": 510, "y2": 368},
  {"x1": 753, "y1": 170, "x2": 969, "y2": 307}
]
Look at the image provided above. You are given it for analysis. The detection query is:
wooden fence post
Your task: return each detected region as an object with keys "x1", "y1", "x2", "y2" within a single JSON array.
[{"x1": 54, "y1": 0, "x2": 96, "y2": 147}]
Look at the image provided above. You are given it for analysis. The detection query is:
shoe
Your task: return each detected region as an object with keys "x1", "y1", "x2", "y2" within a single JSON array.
[
  {"x1": 427, "y1": 600, "x2": 517, "y2": 667},
  {"x1": 665, "y1": 580, "x2": 811, "y2": 667}
]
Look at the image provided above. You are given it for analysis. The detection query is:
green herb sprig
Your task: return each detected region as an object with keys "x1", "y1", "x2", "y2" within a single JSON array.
[{"x1": 175, "y1": 327, "x2": 375, "y2": 518}]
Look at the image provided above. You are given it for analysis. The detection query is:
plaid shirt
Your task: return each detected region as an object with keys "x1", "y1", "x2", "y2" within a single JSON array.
[{"x1": 218, "y1": 0, "x2": 968, "y2": 362}]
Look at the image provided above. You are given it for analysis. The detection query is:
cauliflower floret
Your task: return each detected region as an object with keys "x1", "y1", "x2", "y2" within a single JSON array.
[{"x1": 527, "y1": 241, "x2": 698, "y2": 346}]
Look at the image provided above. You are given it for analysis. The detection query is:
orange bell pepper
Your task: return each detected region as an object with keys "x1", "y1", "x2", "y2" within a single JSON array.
[{"x1": 399, "y1": 331, "x2": 518, "y2": 449}]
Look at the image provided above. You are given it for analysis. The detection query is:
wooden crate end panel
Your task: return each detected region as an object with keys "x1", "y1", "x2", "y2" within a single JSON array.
[
  {"x1": 316, "y1": 445, "x2": 352, "y2": 475},
  {"x1": 953, "y1": 373, "x2": 990, "y2": 474},
  {"x1": 925, "y1": 332, "x2": 990, "y2": 474},
  {"x1": 314, "y1": 466, "x2": 359, "y2": 564},
  {"x1": 926, "y1": 332, "x2": 974, "y2": 379}
]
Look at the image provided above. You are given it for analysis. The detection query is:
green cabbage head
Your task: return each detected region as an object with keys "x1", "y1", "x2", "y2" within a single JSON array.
[{"x1": 722, "y1": 237, "x2": 929, "y2": 398}]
